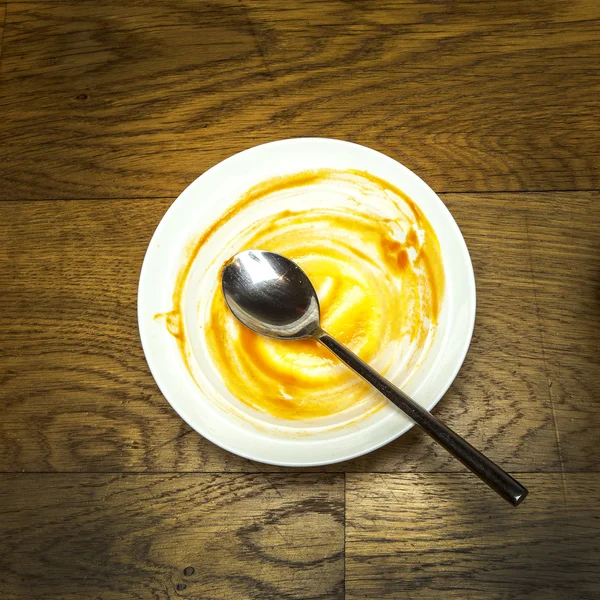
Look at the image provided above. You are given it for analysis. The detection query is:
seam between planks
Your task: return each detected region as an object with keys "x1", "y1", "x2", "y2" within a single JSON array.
[{"x1": 1, "y1": 189, "x2": 600, "y2": 203}]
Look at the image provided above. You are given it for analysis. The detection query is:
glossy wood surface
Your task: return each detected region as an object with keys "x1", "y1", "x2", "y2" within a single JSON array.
[{"x1": 1, "y1": 2, "x2": 598, "y2": 598}]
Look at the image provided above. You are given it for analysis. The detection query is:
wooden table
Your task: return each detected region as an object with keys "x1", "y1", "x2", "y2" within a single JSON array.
[{"x1": 1, "y1": 2, "x2": 599, "y2": 598}]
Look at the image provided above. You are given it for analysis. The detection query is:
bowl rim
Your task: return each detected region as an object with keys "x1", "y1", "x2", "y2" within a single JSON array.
[{"x1": 138, "y1": 137, "x2": 476, "y2": 466}]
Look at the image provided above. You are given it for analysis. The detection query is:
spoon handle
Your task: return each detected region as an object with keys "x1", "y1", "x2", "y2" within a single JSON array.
[{"x1": 317, "y1": 331, "x2": 528, "y2": 506}]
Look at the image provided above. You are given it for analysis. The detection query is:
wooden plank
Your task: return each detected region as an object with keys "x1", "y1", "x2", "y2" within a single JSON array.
[
  {"x1": 345, "y1": 193, "x2": 559, "y2": 473},
  {"x1": 346, "y1": 473, "x2": 600, "y2": 599},
  {"x1": 0, "y1": 198, "x2": 256, "y2": 472},
  {"x1": 0, "y1": 195, "x2": 563, "y2": 473},
  {"x1": 0, "y1": 5, "x2": 5, "y2": 64},
  {"x1": 526, "y1": 192, "x2": 600, "y2": 471},
  {"x1": 0, "y1": 4, "x2": 5, "y2": 74},
  {"x1": 0, "y1": 473, "x2": 344, "y2": 599},
  {"x1": 1, "y1": 1, "x2": 599, "y2": 200}
]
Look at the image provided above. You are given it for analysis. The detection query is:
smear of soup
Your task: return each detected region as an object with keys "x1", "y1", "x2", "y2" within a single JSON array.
[{"x1": 163, "y1": 169, "x2": 444, "y2": 421}]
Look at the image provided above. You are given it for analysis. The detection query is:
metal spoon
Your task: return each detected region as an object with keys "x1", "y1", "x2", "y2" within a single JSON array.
[{"x1": 222, "y1": 250, "x2": 528, "y2": 506}]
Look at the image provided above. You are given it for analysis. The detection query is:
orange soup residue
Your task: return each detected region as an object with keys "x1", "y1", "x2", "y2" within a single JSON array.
[{"x1": 161, "y1": 169, "x2": 444, "y2": 421}]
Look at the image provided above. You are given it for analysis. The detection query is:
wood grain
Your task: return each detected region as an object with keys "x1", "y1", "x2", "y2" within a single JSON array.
[
  {"x1": 0, "y1": 198, "x2": 253, "y2": 472},
  {"x1": 1, "y1": 0, "x2": 599, "y2": 200},
  {"x1": 0, "y1": 5, "x2": 5, "y2": 63},
  {"x1": 526, "y1": 192, "x2": 600, "y2": 470},
  {"x1": 344, "y1": 193, "x2": 560, "y2": 473},
  {"x1": 0, "y1": 194, "x2": 570, "y2": 473},
  {"x1": 1, "y1": 2, "x2": 600, "y2": 596},
  {"x1": 0, "y1": 473, "x2": 344, "y2": 599},
  {"x1": 346, "y1": 473, "x2": 600, "y2": 599}
]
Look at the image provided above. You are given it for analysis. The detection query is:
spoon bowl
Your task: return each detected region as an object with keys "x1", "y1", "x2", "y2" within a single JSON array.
[{"x1": 222, "y1": 250, "x2": 321, "y2": 340}]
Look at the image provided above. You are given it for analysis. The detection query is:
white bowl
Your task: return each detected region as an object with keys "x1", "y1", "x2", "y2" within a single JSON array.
[{"x1": 138, "y1": 138, "x2": 475, "y2": 466}]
